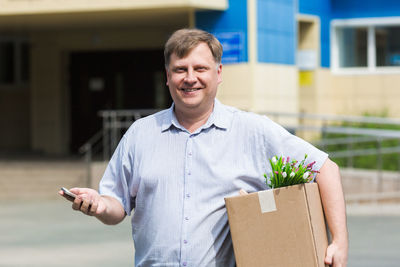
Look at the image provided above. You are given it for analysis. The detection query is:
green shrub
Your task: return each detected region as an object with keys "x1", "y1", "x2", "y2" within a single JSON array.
[{"x1": 316, "y1": 112, "x2": 400, "y2": 171}]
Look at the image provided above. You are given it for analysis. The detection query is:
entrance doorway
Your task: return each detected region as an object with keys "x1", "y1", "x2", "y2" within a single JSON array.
[
  {"x1": 69, "y1": 50, "x2": 171, "y2": 153},
  {"x1": 297, "y1": 16, "x2": 319, "y2": 113}
]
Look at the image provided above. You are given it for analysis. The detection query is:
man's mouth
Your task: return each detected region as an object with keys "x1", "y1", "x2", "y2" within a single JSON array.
[{"x1": 180, "y1": 88, "x2": 201, "y2": 92}]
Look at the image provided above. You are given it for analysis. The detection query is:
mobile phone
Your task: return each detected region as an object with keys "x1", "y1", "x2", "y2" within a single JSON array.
[{"x1": 61, "y1": 187, "x2": 77, "y2": 200}]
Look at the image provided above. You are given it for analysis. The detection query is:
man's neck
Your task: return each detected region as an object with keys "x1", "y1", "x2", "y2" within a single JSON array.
[{"x1": 174, "y1": 105, "x2": 214, "y2": 133}]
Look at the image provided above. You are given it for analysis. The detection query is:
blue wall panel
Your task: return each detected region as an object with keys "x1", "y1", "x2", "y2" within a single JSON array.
[
  {"x1": 331, "y1": 0, "x2": 400, "y2": 18},
  {"x1": 257, "y1": 0, "x2": 297, "y2": 65},
  {"x1": 197, "y1": 0, "x2": 400, "y2": 67},
  {"x1": 195, "y1": 0, "x2": 248, "y2": 64},
  {"x1": 300, "y1": 0, "x2": 400, "y2": 68}
]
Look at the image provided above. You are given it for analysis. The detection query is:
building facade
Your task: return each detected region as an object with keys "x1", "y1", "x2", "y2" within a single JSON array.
[{"x1": 1, "y1": 0, "x2": 399, "y2": 155}]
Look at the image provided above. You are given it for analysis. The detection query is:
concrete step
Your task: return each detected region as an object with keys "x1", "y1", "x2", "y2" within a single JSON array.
[
  {"x1": 0, "y1": 160, "x2": 88, "y2": 200},
  {"x1": 2, "y1": 161, "x2": 399, "y2": 203}
]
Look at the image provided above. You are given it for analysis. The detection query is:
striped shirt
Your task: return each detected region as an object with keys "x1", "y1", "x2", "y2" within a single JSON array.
[{"x1": 99, "y1": 99, "x2": 328, "y2": 267}]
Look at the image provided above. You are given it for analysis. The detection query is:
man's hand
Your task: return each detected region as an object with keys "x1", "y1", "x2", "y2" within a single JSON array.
[
  {"x1": 325, "y1": 241, "x2": 348, "y2": 267},
  {"x1": 59, "y1": 188, "x2": 105, "y2": 217},
  {"x1": 59, "y1": 187, "x2": 126, "y2": 225}
]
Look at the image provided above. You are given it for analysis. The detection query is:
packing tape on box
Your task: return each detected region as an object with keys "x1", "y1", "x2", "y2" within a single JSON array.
[{"x1": 258, "y1": 190, "x2": 277, "y2": 213}]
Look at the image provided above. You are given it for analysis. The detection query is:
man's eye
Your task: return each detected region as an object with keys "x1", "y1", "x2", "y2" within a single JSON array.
[
  {"x1": 174, "y1": 68, "x2": 186, "y2": 73},
  {"x1": 196, "y1": 67, "x2": 208, "y2": 72}
]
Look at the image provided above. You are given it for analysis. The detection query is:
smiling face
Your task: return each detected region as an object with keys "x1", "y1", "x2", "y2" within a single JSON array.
[{"x1": 166, "y1": 42, "x2": 222, "y2": 119}]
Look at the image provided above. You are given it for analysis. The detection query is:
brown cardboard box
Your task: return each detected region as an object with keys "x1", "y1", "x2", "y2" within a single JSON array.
[{"x1": 225, "y1": 183, "x2": 328, "y2": 267}]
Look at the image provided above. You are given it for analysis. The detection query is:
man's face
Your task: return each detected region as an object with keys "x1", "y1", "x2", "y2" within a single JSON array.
[{"x1": 166, "y1": 42, "x2": 222, "y2": 115}]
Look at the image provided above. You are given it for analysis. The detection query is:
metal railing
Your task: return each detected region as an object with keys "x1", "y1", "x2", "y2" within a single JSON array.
[
  {"x1": 79, "y1": 109, "x2": 159, "y2": 186},
  {"x1": 79, "y1": 109, "x2": 400, "y2": 195}
]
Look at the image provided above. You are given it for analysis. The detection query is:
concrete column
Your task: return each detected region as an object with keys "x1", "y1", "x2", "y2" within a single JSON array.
[{"x1": 31, "y1": 32, "x2": 67, "y2": 155}]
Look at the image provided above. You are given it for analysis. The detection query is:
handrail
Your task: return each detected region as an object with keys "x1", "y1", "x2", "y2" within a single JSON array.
[
  {"x1": 262, "y1": 111, "x2": 400, "y2": 125},
  {"x1": 78, "y1": 130, "x2": 104, "y2": 187},
  {"x1": 314, "y1": 135, "x2": 394, "y2": 146},
  {"x1": 79, "y1": 130, "x2": 103, "y2": 154},
  {"x1": 78, "y1": 109, "x2": 400, "y2": 194},
  {"x1": 79, "y1": 109, "x2": 160, "y2": 186},
  {"x1": 346, "y1": 191, "x2": 400, "y2": 203}
]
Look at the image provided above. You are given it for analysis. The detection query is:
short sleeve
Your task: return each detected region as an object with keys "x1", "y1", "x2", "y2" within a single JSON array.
[
  {"x1": 99, "y1": 134, "x2": 134, "y2": 216},
  {"x1": 262, "y1": 115, "x2": 328, "y2": 180}
]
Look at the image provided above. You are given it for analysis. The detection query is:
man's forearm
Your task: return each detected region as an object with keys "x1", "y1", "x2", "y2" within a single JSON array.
[
  {"x1": 96, "y1": 195, "x2": 126, "y2": 225},
  {"x1": 317, "y1": 159, "x2": 348, "y2": 244}
]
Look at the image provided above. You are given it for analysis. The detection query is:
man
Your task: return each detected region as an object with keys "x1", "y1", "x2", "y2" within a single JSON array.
[{"x1": 60, "y1": 28, "x2": 348, "y2": 266}]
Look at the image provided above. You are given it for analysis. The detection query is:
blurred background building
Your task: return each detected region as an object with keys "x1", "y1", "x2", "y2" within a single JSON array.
[
  {"x1": 2, "y1": 3, "x2": 399, "y2": 265},
  {"x1": 1, "y1": 0, "x2": 400, "y2": 157}
]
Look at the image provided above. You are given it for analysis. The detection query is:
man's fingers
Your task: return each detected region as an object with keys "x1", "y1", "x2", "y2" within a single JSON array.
[
  {"x1": 64, "y1": 188, "x2": 102, "y2": 217},
  {"x1": 324, "y1": 244, "x2": 334, "y2": 265},
  {"x1": 239, "y1": 189, "x2": 248, "y2": 196},
  {"x1": 69, "y1": 188, "x2": 81, "y2": 195},
  {"x1": 324, "y1": 255, "x2": 333, "y2": 265},
  {"x1": 72, "y1": 196, "x2": 83, "y2": 210},
  {"x1": 80, "y1": 198, "x2": 93, "y2": 215},
  {"x1": 88, "y1": 198, "x2": 99, "y2": 216}
]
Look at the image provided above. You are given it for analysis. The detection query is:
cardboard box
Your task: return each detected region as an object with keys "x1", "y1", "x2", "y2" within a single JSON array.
[{"x1": 225, "y1": 183, "x2": 328, "y2": 267}]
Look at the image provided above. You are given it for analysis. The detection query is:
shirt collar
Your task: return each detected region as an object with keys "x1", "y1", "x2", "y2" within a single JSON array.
[{"x1": 161, "y1": 99, "x2": 231, "y2": 132}]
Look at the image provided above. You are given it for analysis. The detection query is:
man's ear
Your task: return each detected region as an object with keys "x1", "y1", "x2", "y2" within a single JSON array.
[
  {"x1": 165, "y1": 67, "x2": 170, "y2": 86},
  {"x1": 217, "y1": 63, "x2": 223, "y2": 84}
]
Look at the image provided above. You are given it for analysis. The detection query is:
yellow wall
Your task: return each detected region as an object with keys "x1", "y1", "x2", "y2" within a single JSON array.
[
  {"x1": 311, "y1": 69, "x2": 400, "y2": 117},
  {"x1": 217, "y1": 64, "x2": 253, "y2": 110},
  {"x1": 218, "y1": 63, "x2": 298, "y2": 121},
  {"x1": 252, "y1": 63, "x2": 298, "y2": 114}
]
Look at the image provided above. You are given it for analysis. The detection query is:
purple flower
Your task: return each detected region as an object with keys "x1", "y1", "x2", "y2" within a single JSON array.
[{"x1": 307, "y1": 161, "x2": 316, "y2": 169}]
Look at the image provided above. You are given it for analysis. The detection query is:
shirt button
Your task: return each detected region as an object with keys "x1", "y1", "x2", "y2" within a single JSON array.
[
  {"x1": 186, "y1": 194, "x2": 190, "y2": 198},
  {"x1": 188, "y1": 152, "x2": 192, "y2": 156},
  {"x1": 188, "y1": 171, "x2": 191, "y2": 175},
  {"x1": 184, "y1": 240, "x2": 188, "y2": 244},
  {"x1": 183, "y1": 262, "x2": 187, "y2": 266},
  {"x1": 185, "y1": 216, "x2": 189, "y2": 221}
]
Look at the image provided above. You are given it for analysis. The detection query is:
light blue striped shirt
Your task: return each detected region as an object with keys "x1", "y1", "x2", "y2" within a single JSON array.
[{"x1": 99, "y1": 99, "x2": 328, "y2": 267}]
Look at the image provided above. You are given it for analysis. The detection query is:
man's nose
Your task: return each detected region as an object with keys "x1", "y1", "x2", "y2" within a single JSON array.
[{"x1": 184, "y1": 69, "x2": 197, "y2": 83}]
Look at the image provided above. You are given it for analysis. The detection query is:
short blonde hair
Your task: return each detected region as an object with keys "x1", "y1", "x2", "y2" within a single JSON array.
[{"x1": 164, "y1": 28, "x2": 223, "y2": 67}]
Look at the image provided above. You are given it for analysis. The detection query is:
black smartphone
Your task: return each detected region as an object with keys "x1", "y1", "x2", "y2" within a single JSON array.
[{"x1": 61, "y1": 187, "x2": 77, "y2": 200}]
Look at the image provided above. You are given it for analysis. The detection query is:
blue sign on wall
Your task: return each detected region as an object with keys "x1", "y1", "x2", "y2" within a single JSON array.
[{"x1": 214, "y1": 32, "x2": 245, "y2": 64}]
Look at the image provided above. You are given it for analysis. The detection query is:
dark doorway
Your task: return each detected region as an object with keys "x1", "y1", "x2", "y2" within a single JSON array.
[{"x1": 69, "y1": 50, "x2": 171, "y2": 153}]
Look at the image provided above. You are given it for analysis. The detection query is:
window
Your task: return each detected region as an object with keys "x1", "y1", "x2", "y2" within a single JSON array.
[
  {"x1": 332, "y1": 18, "x2": 400, "y2": 73},
  {"x1": 337, "y1": 27, "x2": 367, "y2": 68},
  {"x1": 376, "y1": 26, "x2": 400, "y2": 67},
  {"x1": 0, "y1": 37, "x2": 30, "y2": 86},
  {"x1": 0, "y1": 42, "x2": 15, "y2": 83}
]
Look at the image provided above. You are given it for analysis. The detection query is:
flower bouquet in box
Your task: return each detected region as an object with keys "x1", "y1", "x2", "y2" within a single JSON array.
[
  {"x1": 264, "y1": 154, "x2": 319, "y2": 188},
  {"x1": 225, "y1": 154, "x2": 328, "y2": 267}
]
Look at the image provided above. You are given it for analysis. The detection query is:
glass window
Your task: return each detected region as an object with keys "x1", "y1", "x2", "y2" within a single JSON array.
[
  {"x1": 337, "y1": 27, "x2": 368, "y2": 68},
  {"x1": 376, "y1": 26, "x2": 400, "y2": 67},
  {"x1": 0, "y1": 41, "x2": 15, "y2": 83},
  {"x1": 0, "y1": 39, "x2": 30, "y2": 86}
]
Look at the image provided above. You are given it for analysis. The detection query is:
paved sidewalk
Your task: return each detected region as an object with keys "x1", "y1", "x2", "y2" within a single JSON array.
[
  {"x1": 1, "y1": 200, "x2": 400, "y2": 266},
  {"x1": 0, "y1": 199, "x2": 134, "y2": 266}
]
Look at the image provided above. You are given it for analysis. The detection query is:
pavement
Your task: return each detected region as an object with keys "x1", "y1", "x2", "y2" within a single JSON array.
[
  {"x1": 0, "y1": 199, "x2": 134, "y2": 267},
  {"x1": 1, "y1": 199, "x2": 400, "y2": 267}
]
